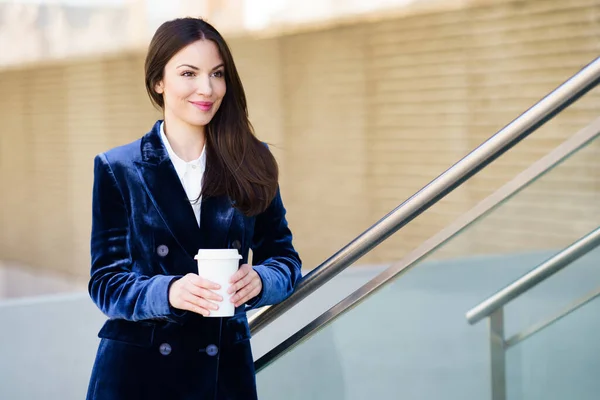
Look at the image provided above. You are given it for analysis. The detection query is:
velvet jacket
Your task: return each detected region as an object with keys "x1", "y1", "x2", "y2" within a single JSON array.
[{"x1": 86, "y1": 120, "x2": 302, "y2": 400}]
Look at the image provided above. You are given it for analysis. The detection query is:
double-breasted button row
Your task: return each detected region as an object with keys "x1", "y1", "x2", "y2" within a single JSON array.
[
  {"x1": 158, "y1": 242, "x2": 240, "y2": 256},
  {"x1": 159, "y1": 343, "x2": 218, "y2": 357}
]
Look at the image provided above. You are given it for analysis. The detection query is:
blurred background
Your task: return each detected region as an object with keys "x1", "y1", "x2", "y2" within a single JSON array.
[
  {"x1": 1, "y1": 0, "x2": 600, "y2": 399},
  {"x1": 1, "y1": 0, "x2": 599, "y2": 298}
]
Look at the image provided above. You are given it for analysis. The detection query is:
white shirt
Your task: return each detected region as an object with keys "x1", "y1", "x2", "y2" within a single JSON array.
[{"x1": 159, "y1": 122, "x2": 206, "y2": 226}]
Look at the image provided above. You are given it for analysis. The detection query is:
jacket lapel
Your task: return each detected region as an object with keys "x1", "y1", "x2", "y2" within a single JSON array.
[
  {"x1": 134, "y1": 121, "x2": 234, "y2": 257},
  {"x1": 199, "y1": 195, "x2": 235, "y2": 249}
]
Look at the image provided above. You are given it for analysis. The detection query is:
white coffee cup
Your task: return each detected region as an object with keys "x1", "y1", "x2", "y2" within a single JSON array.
[{"x1": 194, "y1": 249, "x2": 242, "y2": 317}]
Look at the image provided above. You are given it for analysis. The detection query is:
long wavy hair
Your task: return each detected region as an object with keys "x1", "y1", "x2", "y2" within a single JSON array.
[{"x1": 144, "y1": 18, "x2": 278, "y2": 216}]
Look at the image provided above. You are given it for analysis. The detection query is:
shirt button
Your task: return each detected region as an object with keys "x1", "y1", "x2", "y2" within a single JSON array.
[
  {"x1": 206, "y1": 344, "x2": 218, "y2": 357},
  {"x1": 191, "y1": 165, "x2": 197, "y2": 169},
  {"x1": 157, "y1": 245, "x2": 169, "y2": 257},
  {"x1": 232, "y1": 240, "x2": 241, "y2": 250},
  {"x1": 159, "y1": 343, "x2": 172, "y2": 356}
]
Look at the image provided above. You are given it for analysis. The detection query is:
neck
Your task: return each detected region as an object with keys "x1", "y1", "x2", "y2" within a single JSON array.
[{"x1": 163, "y1": 115, "x2": 206, "y2": 162}]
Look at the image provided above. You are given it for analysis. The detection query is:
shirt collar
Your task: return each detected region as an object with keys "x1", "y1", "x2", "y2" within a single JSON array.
[{"x1": 159, "y1": 121, "x2": 206, "y2": 176}]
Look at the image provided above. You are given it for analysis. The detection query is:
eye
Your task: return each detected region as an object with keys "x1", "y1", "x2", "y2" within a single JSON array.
[
  {"x1": 211, "y1": 70, "x2": 225, "y2": 78},
  {"x1": 181, "y1": 71, "x2": 195, "y2": 77}
]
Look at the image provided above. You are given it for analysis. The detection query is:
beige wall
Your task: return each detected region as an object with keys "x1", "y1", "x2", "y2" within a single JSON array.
[{"x1": 1, "y1": 0, "x2": 600, "y2": 280}]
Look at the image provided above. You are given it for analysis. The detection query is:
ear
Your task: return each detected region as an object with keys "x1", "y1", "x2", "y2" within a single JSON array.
[{"x1": 154, "y1": 80, "x2": 164, "y2": 94}]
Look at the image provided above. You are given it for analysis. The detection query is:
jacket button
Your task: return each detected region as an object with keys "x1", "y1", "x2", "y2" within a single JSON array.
[
  {"x1": 159, "y1": 343, "x2": 172, "y2": 356},
  {"x1": 157, "y1": 245, "x2": 169, "y2": 257},
  {"x1": 232, "y1": 240, "x2": 241, "y2": 250},
  {"x1": 206, "y1": 344, "x2": 218, "y2": 357}
]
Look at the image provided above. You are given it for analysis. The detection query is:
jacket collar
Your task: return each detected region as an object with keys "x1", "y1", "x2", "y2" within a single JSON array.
[{"x1": 140, "y1": 120, "x2": 170, "y2": 165}]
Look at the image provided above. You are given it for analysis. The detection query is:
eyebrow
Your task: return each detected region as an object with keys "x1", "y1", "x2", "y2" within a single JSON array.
[{"x1": 176, "y1": 63, "x2": 225, "y2": 71}]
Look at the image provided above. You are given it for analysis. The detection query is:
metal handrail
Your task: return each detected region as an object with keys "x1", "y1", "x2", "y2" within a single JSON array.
[
  {"x1": 254, "y1": 116, "x2": 600, "y2": 372},
  {"x1": 249, "y1": 55, "x2": 600, "y2": 335},
  {"x1": 466, "y1": 226, "x2": 600, "y2": 325}
]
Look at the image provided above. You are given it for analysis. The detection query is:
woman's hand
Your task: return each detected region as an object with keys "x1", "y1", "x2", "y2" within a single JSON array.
[
  {"x1": 168, "y1": 273, "x2": 222, "y2": 317},
  {"x1": 228, "y1": 264, "x2": 262, "y2": 307}
]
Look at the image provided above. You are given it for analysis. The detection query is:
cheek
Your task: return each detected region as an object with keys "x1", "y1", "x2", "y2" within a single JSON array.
[
  {"x1": 214, "y1": 83, "x2": 227, "y2": 105},
  {"x1": 165, "y1": 80, "x2": 196, "y2": 103},
  {"x1": 218, "y1": 82, "x2": 227, "y2": 99}
]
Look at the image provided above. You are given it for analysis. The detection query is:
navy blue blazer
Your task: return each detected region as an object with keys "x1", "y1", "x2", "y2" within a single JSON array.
[{"x1": 86, "y1": 120, "x2": 302, "y2": 400}]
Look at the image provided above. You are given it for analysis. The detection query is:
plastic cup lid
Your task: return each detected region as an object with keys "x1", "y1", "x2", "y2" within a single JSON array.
[{"x1": 194, "y1": 249, "x2": 242, "y2": 260}]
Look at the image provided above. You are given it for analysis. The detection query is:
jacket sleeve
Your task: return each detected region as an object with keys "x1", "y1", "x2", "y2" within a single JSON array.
[
  {"x1": 246, "y1": 187, "x2": 302, "y2": 310},
  {"x1": 88, "y1": 153, "x2": 182, "y2": 322}
]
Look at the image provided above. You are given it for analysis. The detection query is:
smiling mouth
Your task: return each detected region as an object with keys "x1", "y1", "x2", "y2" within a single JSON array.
[{"x1": 190, "y1": 101, "x2": 213, "y2": 111}]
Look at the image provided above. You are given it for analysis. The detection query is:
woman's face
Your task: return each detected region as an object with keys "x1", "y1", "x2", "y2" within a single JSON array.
[{"x1": 155, "y1": 39, "x2": 226, "y2": 130}]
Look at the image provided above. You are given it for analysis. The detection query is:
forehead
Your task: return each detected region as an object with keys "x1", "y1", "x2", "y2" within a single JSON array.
[{"x1": 167, "y1": 39, "x2": 223, "y2": 68}]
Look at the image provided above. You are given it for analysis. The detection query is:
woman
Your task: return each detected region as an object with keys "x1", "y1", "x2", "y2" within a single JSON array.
[{"x1": 86, "y1": 17, "x2": 302, "y2": 399}]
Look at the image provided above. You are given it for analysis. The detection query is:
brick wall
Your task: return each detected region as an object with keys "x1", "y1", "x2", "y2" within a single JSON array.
[{"x1": 1, "y1": 0, "x2": 599, "y2": 279}]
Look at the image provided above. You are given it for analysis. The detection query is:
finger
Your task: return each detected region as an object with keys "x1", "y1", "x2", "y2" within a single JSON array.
[
  {"x1": 186, "y1": 284, "x2": 223, "y2": 302},
  {"x1": 231, "y1": 279, "x2": 259, "y2": 304},
  {"x1": 228, "y1": 272, "x2": 253, "y2": 295},
  {"x1": 185, "y1": 292, "x2": 220, "y2": 311},
  {"x1": 229, "y1": 264, "x2": 250, "y2": 284},
  {"x1": 182, "y1": 301, "x2": 211, "y2": 317},
  {"x1": 189, "y1": 275, "x2": 221, "y2": 290},
  {"x1": 235, "y1": 284, "x2": 261, "y2": 307}
]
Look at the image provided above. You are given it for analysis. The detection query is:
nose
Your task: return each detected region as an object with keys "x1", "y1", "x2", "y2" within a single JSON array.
[{"x1": 196, "y1": 74, "x2": 213, "y2": 97}]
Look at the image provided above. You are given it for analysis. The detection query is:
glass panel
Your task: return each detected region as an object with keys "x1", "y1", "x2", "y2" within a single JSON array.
[
  {"x1": 256, "y1": 131, "x2": 600, "y2": 399},
  {"x1": 250, "y1": 262, "x2": 394, "y2": 360},
  {"x1": 506, "y1": 293, "x2": 600, "y2": 400}
]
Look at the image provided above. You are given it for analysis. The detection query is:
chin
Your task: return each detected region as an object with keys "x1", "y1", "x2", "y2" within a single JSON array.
[{"x1": 183, "y1": 114, "x2": 215, "y2": 128}]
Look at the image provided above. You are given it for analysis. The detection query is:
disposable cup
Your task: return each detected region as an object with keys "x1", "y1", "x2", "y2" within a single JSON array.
[{"x1": 194, "y1": 249, "x2": 242, "y2": 317}]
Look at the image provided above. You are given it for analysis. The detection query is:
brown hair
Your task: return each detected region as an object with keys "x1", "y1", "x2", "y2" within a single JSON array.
[{"x1": 144, "y1": 18, "x2": 279, "y2": 216}]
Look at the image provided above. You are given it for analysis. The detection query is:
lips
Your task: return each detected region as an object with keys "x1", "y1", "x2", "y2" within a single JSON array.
[{"x1": 190, "y1": 101, "x2": 213, "y2": 111}]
